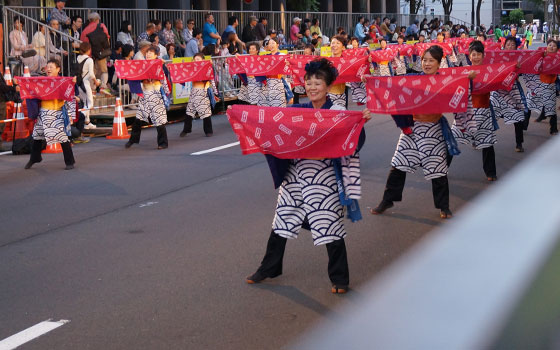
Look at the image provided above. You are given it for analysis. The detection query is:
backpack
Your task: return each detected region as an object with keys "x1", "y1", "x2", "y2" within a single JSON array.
[
  {"x1": 87, "y1": 24, "x2": 110, "y2": 59},
  {"x1": 72, "y1": 57, "x2": 91, "y2": 92}
]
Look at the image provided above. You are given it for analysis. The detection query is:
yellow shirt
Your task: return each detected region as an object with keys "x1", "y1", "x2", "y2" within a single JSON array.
[
  {"x1": 40, "y1": 99, "x2": 65, "y2": 111},
  {"x1": 329, "y1": 83, "x2": 345, "y2": 95},
  {"x1": 142, "y1": 80, "x2": 162, "y2": 91}
]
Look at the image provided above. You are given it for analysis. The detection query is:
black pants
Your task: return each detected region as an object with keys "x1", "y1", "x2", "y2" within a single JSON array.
[
  {"x1": 449, "y1": 146, "x2": 496, "y2": 178},
  {"x1": 29, "y1": 140, "x2": 74, "y2": 166},
  {"x1": 482, "y1": 146, "x2": 496, "y2": 177},
  {"x1": 129, "y1": 119, "x2": 168, "y2": 147},
  {"x1": 381, "y1": 167, "x2": 450, "y2": 210},
  {"x1": 256, "y1": 230, "x2": 349, "y2": 286},
  {"x1": 292, "y1": 91, "x2": 300, "y2": 104},
  {"x1": 183, "y1": 115, "x2": 213, "y2": 135},
  {"x1": 514, "y1": 121, "x2": 524, "y2": 146},
  {"x1": 549, "y1": 115, "x2": 558, "y2": 133}
]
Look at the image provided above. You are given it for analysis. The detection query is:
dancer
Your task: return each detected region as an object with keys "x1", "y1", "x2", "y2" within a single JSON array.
[
  {"x1": 244, "y1": 42, "x2": 266, "y2": 106},
  {"x1": 534, "y1": 39, "x2": 559, "y2": 135},
  {"x1": 371, "y1": 46, "x2": 456, "y2": 219},
  {"x1": 180, "y1": 53, "x2": 218, "y2": 137},
  {"x1": 246, "y1": 58, "x2": 371, "y2": 293},
  {"x1": 263, "y1": 37, "x2": 288, "y2": 107},
  {"x1": 452, "y1": 40, "x2": 498, "y2": 181},
  {"x1": 24, "y1": 59, "x2": 76, "y2": 170},
  {"x1": 490, "y1": 37, "x2": 530, "y2": 152},
  {"x1": 125, "y1": 46, "x2": 171, "y2": 149},
  {"x1": 328, "y1": 35, "x2": 348, "y2": 107}
]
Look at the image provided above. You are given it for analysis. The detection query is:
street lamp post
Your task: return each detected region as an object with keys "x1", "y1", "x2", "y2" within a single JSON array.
[{"x1": 472, "y1": 0, "x2": 475, "y2": 29}]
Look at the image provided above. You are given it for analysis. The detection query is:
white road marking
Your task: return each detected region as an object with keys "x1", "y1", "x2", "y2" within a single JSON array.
[
  {"x1": 0, "y1": 151, "x2": 12, "y2": 156},
  {"x1": 139, "y1": 201, "x2": 159, "y2": 208},
  {"x1": 0, "y1": 319, "x2": 69, "y2": 350},
  {"x1": 190, "y1": 142, "x2": 240, "y2": 155}
]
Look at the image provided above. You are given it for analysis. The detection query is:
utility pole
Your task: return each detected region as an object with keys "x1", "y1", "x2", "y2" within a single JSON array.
[{"x1": 472, "y1": 0, "x2": 475, "y2": 29}]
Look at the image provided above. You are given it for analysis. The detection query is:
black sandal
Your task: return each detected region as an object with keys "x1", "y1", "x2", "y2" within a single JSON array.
[
  {"x1": 370, "y1": 200, "x2": 394, "y2": 215},
  {"x1": 246, "y1": 271, "x2": 267, "y2": 284},
  {"x1": 440, "y1": 208, "x2": 453, "y2": 219}
]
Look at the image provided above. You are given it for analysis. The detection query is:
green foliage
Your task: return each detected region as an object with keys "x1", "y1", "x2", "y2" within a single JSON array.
[
  {"x1": 509, "y1": 9, "x2": 525, "y2": 25},
  {"x1": 287, "y1": 0, "x2": 320, "y2": 11}
]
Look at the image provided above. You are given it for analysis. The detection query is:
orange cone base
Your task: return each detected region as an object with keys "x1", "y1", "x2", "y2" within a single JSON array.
[
  {"x1": 106, "y1": 122, "x2": 130, "y2": 139},
  {"x1": 42, "y1": 143, "x2": 63, "y2": 154}
]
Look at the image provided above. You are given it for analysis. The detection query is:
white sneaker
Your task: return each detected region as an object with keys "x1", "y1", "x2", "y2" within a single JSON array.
[{"x1": 84, "y1": 123, "x2": 97, "y2": 129}]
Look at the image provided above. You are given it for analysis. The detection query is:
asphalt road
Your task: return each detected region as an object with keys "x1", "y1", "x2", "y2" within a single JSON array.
[{"x1": 0, "y1": 99, "x2": 555, "y2": 349}]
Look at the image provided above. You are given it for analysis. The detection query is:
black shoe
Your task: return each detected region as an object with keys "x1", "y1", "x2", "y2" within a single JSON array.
[
  {"x1": 331, "y1": 285, "x2": 349, "y2": 294},
  {"x1": 65, "y1": 164, "x2": 74, "y2": 170},
  {"x1": 246, "y1": 271, "x2": 267, "y2": 284},
  {"x1": 535, "y1": 115, "x2": 546, "y2": 122},
  {"x1": 24, "y1": 160, "x2": 38, "y2": 169},
  {"x1": 125, "y1": 141, "x2": 134, "y2": 148},
  {"x1": 515, "y1": 144, "x2": 524, "y2": 152},
  {"x1": 179, "y1": 131, "x2": 189, "y2": 137},
  {"x1": 551, "y1": 130, "x2": 559, "y2": 135},
  {"x1": 440, "y1": 208, "x2": 453, "y2": 219},
  {"x1": 370, "y1": 200, "x2": 394, "y2": 214}
]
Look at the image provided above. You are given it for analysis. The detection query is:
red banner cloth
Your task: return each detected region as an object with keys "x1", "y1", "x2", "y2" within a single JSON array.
[
  {"x1": 342, "y1": 47, "x2": 370, "y2": 57},
  {"x1": 456, "y1": 38, "x2": 474, "y2": 54},
  {"x1": 390, "y1": 44, "x2": 415, "y2": 56},
  {"x1": 18, "y1": 77, "x2": 75, "y2": 101},
  {"x1": 483, "y1": 41, "x2": 503, "y2": 51},
  {"x1": 483, "y1": 50, "x2": 544, "y2": 74},
  {"x1": 369, "y1": 49, "x2": 398, "y2": 63},
  {"x1": 236, "y1": 54, "x2": 289, "y2": 76},
  {"x1": 288, "y1": 56, "x2": 369, "y2": 86},
  {"x1": 541, "y1": 53, "x2": 560, "y2": 74},
  {"x1": 227, "y1": 105, "x2": 365, "y2": 159},
  {"x1": 366, "y1": 75, "x2": 469, "y2": 114},
  {"x1": 414, "y1": 42, "x2": 453, "y2": 57},
  {"x1": 114, "y1": 59, "x2": 164, "y2": 80},
  {"x1": 167, "y1": 60, "x2": 214, "y2": 83},
  {"x1": 227, "y1": 56, "x2": 246, "y2": 75},
  {"x1": 438, "y1": 62, "x2": 518, "y2": 93}
]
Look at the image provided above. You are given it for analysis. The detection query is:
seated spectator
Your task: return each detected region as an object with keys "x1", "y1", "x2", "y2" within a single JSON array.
[
  {"x1": 149, "y1": 33, "x2": 167, "y2": 59},
  {"x1": 117, "y1": 20, "x2": 134, "y2": 46},
  {"x1": 166, "y1": 43, "x2": 176, "y2": 60},
  {"x1": 122, "y1": 44, "x2": 135, "y2": 60},
  {"x1": 32, "y1": 20, "x2": 47, "y2": 58},
  {"x1": 277, "y1": 29, "x2": 286, "y2": 46},
  {"x1": 173, "y1": 19, "x2": 187, "y2": 56},
  {"x1": 186, "y1": 28, "x2": 202, "y2": 57},
  {"x1": 183, "y1": 18, "x2": 195, "y2": 44},
  {"x1": 47, "y1": 18, "x2": 68, "y2": 62},
  {"x1": 10, "y1": 16, "x2": 44, "y2": 74},
  {"x1": 138, "y1": 22, "x2": 155, "y2": 45},
  {"x1": 134, "y1": 40, "x2": 151, "y2": 60},
  {"x1": 161, "y1": 20, "x2": 175, "y2": 46}
]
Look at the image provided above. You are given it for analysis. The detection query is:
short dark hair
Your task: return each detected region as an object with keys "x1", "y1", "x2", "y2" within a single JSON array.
[
  {"x1": 152, "y1": 19, "x2": 161, "y2": 26},
  {"x1": 148, "y1": 33, "x2": 158, "y2": 42},
  {"x1": 120, "y1": 20, "x2": 130, "y2": 33},
  {"x1": 193, "y1": 28, "x2": 202, "y2": 37},
  {"x1": 304, "y1": 58, "x2": 338, "y2": 86},
  {"x1": 122, "y1": 44, "x2": 135, "y2": 58},
  {"x1": 193, "y1": 52, "x2": 205, "y2": 60},
  {"x1": 422, "y1": 45, "x2": 444, "y2": 64},
  {"x1": 187, "y1": 18, "x2": 194, "y2": 25},
  {"x1": 312, "y1": 18, "x2": 319, "y2": 25},
  {"x1": 146, "y1": 46, "x2": 158, "y2": 55},
  {"x1": 546, "y1": 38, "x2": 558, "y2": 47},
  {"x1": 469, "y1": 40, "x2": 485, "y2": 54},
  {"x1": 47, "y1": 58, "x2": 61, "y2": 70},
  {"x1": 228, "y1": 16, "x2": 238, "y2": 25},
  {"x1": 247, "y1": 42, "x2": 260, "y2": 51},
  {"x1": 71, "y1": 15, "x2": 82, "y2": 24},
  {"x1": 331, "y1": 34, "x2": 347, "y2": 47}
]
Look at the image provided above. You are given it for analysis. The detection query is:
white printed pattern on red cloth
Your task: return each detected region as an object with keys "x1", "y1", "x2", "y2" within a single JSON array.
[
  {"x1": 227, "y1": 105, "x2": 365, "y2": 159},
  {"x1": 167, "y1": 60, "x2": 214, "y2": 84},
  {"x1": 18, "y1": 77, "x2": 75, "y2": 101},
  {"x1": 366, "y1": 75, "x2": 469, "y2": 114},
  {"x1": 114, "y1": 59, "x2": 164, "y2": 80},
  {"x1": 483, "y1": 50, "x2": 543, "y2": 74},
  {"x1": 438, "y1": 62, "x2": 518, "y2": 93},
  {"x1": 237, "y1": 55, "x2": 290, "y2": 76}
]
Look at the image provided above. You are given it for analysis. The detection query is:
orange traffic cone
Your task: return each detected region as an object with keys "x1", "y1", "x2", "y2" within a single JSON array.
[
  {"x1": 43, "y1": 142, "x2": 63, "y2": 154},
  {"x1": 106, "y1": 97, "x2": 130, "y2": 139},
  {"x1": 13, "y1": 103, "x2": 30, "y2": 139},
  {"x1": 23, "y1": 66, "x2": 31, "y2": 77},
  {"x1": 4, "y1": 66, "x2": 13, "y2": 86}
]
